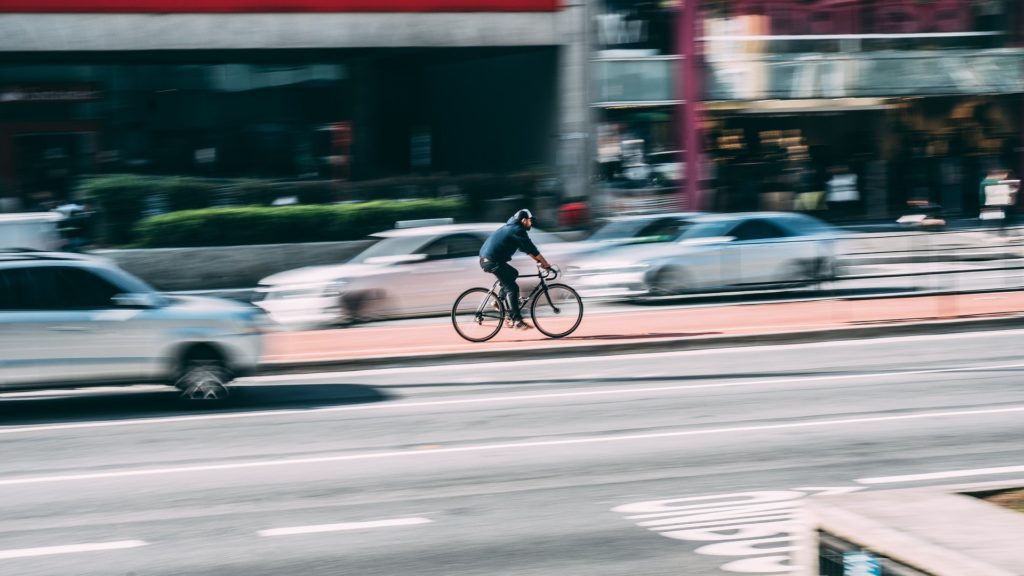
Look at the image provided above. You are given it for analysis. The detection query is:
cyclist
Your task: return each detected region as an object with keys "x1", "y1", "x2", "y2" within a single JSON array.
[{"x1": 479, "y1": 208, "x2": 552, "y2": 330}]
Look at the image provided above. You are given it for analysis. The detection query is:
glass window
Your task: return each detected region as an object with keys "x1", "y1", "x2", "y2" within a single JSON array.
[
  {"x1": 0, "y1": 266, "x2": 121, "y2": 310},
  {"x1": 730, "y1": 220, "x2": 788, "y2": 242},
  {"x1": 421, "y1": 234, "x2": 483, "y2": 260},
  {"x1": 56, "y1": 267, "x2": 123, "y2": 309}
]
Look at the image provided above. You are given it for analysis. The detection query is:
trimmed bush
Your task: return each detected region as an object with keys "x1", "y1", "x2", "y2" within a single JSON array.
[
  {"x1": 79, "y1": 174, "x2": 218, "y2": 245},
  {"x1": 133, "y1": 199, "x2": 467, "y2": 247}
]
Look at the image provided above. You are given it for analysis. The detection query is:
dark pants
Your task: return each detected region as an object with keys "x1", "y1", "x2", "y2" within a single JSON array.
[{"x1": 480, "y1": 257, "x2": 522, "y2": 321}]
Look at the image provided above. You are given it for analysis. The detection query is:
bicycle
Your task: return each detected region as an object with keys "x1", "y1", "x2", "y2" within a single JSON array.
[{"x1": 451, "y1": 265, "x2": 584, "y2": 342}]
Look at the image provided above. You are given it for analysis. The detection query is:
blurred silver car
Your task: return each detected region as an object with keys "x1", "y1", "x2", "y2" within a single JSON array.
[
  {"x1": 567, "y1": 212, "x2": 839, "y2": 298},
  {"x1": 254, "y1": 223, "x2": 578, "y2": 328},
  {"x1": 0, "y1": 250, "x2": 264, "y2": 401}
]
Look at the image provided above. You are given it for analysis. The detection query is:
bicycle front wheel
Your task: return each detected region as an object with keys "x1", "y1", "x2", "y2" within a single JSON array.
[
  {"x1": 530, "y1": 283, "x2": 583, "y2": 338},
  {"x1": 452, "y1": 287, "x2": 506, "y2": 342}
]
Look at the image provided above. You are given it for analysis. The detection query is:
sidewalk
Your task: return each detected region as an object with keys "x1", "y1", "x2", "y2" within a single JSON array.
[{"x1": 261, "y1": 290, "x2": 1024, "y2": 372}]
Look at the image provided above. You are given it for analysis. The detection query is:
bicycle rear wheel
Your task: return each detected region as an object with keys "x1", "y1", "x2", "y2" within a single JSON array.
[
  {"x1": 452, "y1": 287, "x2": 505, "y2": 342},
  {"x1": 530, "y1": 283, "x2": 583, "y2": 338}
]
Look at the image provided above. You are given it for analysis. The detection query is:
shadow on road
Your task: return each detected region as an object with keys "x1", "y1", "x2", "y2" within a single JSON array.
[{"x1": 0, "y1": 383, "x2": 388, "y2": 427}]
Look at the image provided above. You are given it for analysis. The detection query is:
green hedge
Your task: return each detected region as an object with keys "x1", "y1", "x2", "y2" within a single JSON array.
[
  {"x1": 79, "y1": 171, "x2": 552, "y2": 245},
  {"x1": 133, "y1": 199, "x2": 467, "y2": 247}
]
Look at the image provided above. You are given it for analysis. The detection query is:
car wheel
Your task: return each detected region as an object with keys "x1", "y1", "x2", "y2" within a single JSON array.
[
  {"x1": 341, "y1": 289, "x2": 390, "y2": 325},
  {"x1": 649, "y1": 267, "x2": 687, "y2": 296},
  {"x1": 175, "y1": 352, "x2": 232, "y2": 402}
]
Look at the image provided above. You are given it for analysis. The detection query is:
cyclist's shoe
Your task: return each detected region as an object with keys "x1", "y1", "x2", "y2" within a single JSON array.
[{"x1": 513, "y1": 320, "x2": 533, "y2": 331}]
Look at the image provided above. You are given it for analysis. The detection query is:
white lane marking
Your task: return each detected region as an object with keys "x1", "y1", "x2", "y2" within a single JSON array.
[
  {"x1": 2, "y1": 404, "x2": 1023, "y2": 487},
  {"x1": 857, "y1": 465, "x2": 1024, "y2": 485},
  {"x1": 4, "y1": 360, "x2": 1024, "y2": 436},
  {"x1": 0, "y1": 540, "x2": 148, "y2": 560},
  {"x1": 259, "y1": 517, "x2": 432, "y2": 537},
  {"x1": 253, "y1": 327, "x2": 1024, "y2": 382}
]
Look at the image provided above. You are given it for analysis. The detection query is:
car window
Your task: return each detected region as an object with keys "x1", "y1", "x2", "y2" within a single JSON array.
[
  {"x1": 679, "y1": 220, "x2": 734, "y2": 240},
  {"x1": 589, "y1": 220, "x2": 646, "y2": 242},
  {"x1": 635, "y1": 218, "x2": 690, "y2": 240},
  {"x1": 349, "y1": 236, "x2": 430, "y2": 263},
  {"x1": 729, "y1": 220, "x2": 788, "y2": 242},
  {"x1": 0, "y1": 266, "x2": 121, "y2": 310},
  {"x1": 777, "y1": 214, "x2": 835, "y2": 236},
  {"x1": 421, "y1": 234, "x2": 483, "y2": 260}
]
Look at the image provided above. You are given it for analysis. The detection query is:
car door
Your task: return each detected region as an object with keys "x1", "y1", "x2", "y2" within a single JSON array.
[
  {"x1": 730, "y1": 219, "x2": 792, "y2": 286},
  {"x1": 405, "y1": 233, "x2": 485, "y2": 314},
  {"x1": 0, "y1": 265, "x2": 157, "y2": 388}
]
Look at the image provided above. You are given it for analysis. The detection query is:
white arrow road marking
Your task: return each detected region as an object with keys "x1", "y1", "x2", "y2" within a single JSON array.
[
  {"x1": 857, "y1": 465, "x2": 1024, "y2": 485},
  {"x1": 0, "y1": 540, "x2": 148, "y2": 560},
  {"x1": 259, "y1": 517, "x2": 432, "y2": 536}
]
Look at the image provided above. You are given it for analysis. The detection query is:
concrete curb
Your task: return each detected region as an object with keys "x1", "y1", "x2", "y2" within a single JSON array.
[
  {"x1": 257, "y1": 313, "x2": 1024, "y2": 375},
  {"x1": 798, "y1": 481, "x2": 1024, "y2": 576}
]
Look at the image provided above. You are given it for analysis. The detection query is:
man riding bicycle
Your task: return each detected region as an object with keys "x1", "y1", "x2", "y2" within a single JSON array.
[{"x1": 479, "y1": 209, "x2": 552, "y2": 330}]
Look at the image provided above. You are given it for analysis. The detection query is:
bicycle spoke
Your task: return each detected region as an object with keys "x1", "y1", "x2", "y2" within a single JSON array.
[
  {"x1": 530, "y1": 283, "x2": 583, "y2": 338},
  {"x1": 452, "y1": 288, "x2": 505, "y2": 342}
]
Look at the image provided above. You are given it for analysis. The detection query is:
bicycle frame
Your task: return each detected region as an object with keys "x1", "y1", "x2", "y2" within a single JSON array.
[{"x1": 479, "y1": 268, "x2": 561, "y2": 320}]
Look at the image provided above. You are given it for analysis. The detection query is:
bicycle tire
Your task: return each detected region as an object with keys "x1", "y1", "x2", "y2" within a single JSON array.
[
  {"x1": 452, "y1": 287, "x2": 506, "y2": 342},
  {"x1": 530, "y1": 283, "x2": 583, "y2": 338}
]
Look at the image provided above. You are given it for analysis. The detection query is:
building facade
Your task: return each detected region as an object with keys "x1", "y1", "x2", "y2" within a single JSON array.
[
  {"x1": 0, "y1": 0, "x2": 590, "y2": 213},
  {"x1": 2, "y1": 0, "x2": 1022, "y2": 222},
  {"x1": 594, "y1": 0, "x2": 1024, "y2": 219}
]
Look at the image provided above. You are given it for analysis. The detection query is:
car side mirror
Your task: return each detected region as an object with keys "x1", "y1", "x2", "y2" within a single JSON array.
[{"x1": 112, "y1": 293, "x2": 162, "y2": 308}]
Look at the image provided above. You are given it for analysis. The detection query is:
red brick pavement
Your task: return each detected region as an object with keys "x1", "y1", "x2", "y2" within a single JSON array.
[{"x1": 262, "y1": 291, "x2": 1024, "y2": 365}]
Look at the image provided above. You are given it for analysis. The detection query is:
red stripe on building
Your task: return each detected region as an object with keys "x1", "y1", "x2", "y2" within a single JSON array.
[{"x1": 0, "y1": 0, "x2": 560, "y2": 12}]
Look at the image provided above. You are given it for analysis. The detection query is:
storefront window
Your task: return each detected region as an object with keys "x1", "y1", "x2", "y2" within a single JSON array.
[{"x1": 0, "y1": 62, "x2": 351, "y2": 202}]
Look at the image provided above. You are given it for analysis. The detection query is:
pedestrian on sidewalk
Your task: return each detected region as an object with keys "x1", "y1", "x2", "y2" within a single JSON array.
[
  {"x1": 479, "y1": 209, "x2": 553, "y2": 330},
  {"x1": 825, "y1": 164, "x2": 860, "y2": 222},
  {"x1": 979, "y1": 167, "x2": 1019, "y2": 236}
]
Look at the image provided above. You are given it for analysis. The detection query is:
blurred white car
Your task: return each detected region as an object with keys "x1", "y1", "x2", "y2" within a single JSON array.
[
  {"x1": 566, "y1": 212, "x2": 839, "y2": 298},
  {"x1": 253, "y1": 223, "x2": 580, "y2": 328}
]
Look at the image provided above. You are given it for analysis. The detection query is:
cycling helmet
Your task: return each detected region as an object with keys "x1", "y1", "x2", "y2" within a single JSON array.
[{"x1": 514, "y1": 208, "x2": 534, "y2": 221}]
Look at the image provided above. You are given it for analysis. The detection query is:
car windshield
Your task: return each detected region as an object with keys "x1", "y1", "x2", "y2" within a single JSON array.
[
  {"x1": 349, "y1": 235, "x2": 429, "y2": 264},
  {"x1": 588, "y1": 220, "x2": 649, "y2": 242},
  {"x1": 588, "y1": 218, "x2": 692, "y2": 243},
  {"x1": 678, "y1": 220, "x2": 736, "y2": 239}
]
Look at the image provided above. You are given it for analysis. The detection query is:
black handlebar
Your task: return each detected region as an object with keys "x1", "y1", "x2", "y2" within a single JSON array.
[{"x1": 539, "y1": 264, "x2": 560, "y2": 280}]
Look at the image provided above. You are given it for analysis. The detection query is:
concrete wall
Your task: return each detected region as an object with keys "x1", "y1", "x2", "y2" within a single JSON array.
[
  {"x1": 0, "y1": 13, "x2": 560, "y2": 50},
  {"x1": 798, "y1": 482, "x2": 1024, "y2": 576},
  {"x1": 93, "y1": 240, "x2": 375, "y2": 291}
]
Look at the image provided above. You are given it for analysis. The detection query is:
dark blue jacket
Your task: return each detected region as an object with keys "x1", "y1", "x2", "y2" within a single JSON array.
[{"x1": 479, "y1": 215, "x2": 540, "y2": 263}]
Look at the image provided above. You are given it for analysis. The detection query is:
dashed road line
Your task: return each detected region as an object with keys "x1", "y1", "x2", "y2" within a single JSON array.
[
  {"x1": 259, "y1": 517, "x2": 432, "y2": 536},
  {"x1": 3, "y1": 360, "x2": 1023, "y2": 437},
  {"x1": 0, "y1": 540, "x2": 148, "y2": 560},
  {"x1": 2, "y1": 404, "x2": 1023, "y2": 486}
]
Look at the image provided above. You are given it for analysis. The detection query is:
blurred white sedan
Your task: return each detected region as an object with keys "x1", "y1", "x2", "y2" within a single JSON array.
[
  {"x1": 566, "y1": 212, "x2": 839, "y2": 298},
  {"x1": 253, "y1": 223, "x2": 579, "y2": 328}
]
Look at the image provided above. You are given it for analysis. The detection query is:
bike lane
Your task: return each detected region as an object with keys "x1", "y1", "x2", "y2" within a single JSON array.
[{"x1": 261, "y1": 290, "x2": 1024, "y2": 367}]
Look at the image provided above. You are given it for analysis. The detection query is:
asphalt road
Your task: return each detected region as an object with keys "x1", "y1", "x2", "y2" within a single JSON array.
[{"x1": 3, "y1": 330, "x2": 1024, "y2": 575}]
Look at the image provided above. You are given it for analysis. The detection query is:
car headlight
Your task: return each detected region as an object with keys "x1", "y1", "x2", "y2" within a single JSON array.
[
  {"x1": 322, "y1": 280, "x2": 348, "y2": 297},
  {"x1": 258, "y1": 280, "x2": 348, "y2": 300}
]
